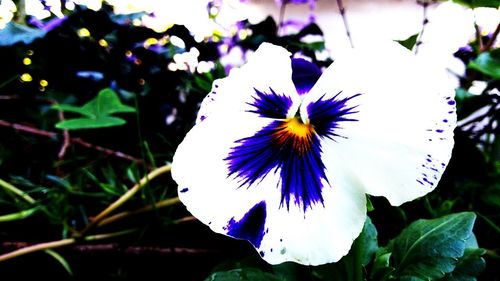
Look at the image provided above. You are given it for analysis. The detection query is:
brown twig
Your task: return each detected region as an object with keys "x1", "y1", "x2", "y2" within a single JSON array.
[
  {"x1": 336, "y1": 0, "x2": 354, "y2": 48},
  {"x1": 0, "y1": 229, "x2": 137, "y2": 262},
  {"x1": 96, "y1": 197, "x2": 182, "y2": 228},
  {"x1": 0, "y1": 95, "x2": 20, "y2": 100},
  {"x1": 1, "y1": 242, "x2": 219, "y2": 256},
  {"x1": 482, "y1": 22, "x2": 500, "y2": 52},
  {"x1": 78, "y1": 165, "x2": 173, "y2": 236},
  {"x1": 57, "y1": 110, "x2": 71, "y2": 160},
  {"x1": 0, "y1": 119, "x2": 141, "y2": 162},
  {"x1": 415, "y1": 1, "x2": 430, "y2": 54},
  {"x1": 475, "y1": 23, "x2": 484, "y2": 52}
]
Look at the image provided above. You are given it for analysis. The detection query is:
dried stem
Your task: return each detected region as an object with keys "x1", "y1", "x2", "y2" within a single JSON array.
[
  {"x1": 0, "y1": 119, "x2": 141, "y2": 162},
  {"x1": 57, "y1": 110, "x2": 71, "y2": 160},
  {"x1": 0, "y1": 229, "x2": 137, "y2": 262},
  {"x1": 278, "y1": 1, "x2": 287, "y2": 35},
  {"x1": 78, "y1": 164, "x2": 172, "y2": 235},
  {"x1": 415, "y1": 1, "x2": 429, "y2": 54},
  {"x1": 97, "y1": 197, "x2": 181, "y2": 228},
  {"x1": 482, "y1": 22, "x2": 500, "y2": 52},
  {"x1": 1, "y1": 242, "x2": 219, "y2": 256},
  {"x1": 475, "y1": 23, "x2": 484, "y2": 52},
  {"x1": 0, "y1": 178, "x2": 36, "y2": 204},
  {"x1": 335, "y1": 0, "x2": 354, "y2": 48}
]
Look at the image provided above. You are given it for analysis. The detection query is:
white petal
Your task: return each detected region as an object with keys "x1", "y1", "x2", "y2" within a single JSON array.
[
  {"x1": 259, "y1": 154, "x2": 367, "y2": 265},
  {"x1": 196, "y1": 43, "x2": 300, "y2": 123},
  {"x1": 172, "y1": 113, "x2": 274, "y2": 230},
  {"x1": 302, "y1": 41, "x2": 456, "y2": 206},
  {"x1": 172, "y1": 112, "x2": 367, "y2": 265}
]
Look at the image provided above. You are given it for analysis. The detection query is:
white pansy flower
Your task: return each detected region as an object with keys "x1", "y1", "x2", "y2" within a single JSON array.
[{"x1": 172, "y1": 42, "x2": 456, "y2": 265}]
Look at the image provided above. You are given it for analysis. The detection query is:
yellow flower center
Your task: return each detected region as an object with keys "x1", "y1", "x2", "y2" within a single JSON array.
[
  {"x1": 284, "y1": 117, "x2": 313, "y2": 138},
  {"x1": 272, "y1": 117, "x2": 315, "y2": 155}
]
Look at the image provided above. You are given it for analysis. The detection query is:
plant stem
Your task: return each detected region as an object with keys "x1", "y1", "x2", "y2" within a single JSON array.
[
  {"x1": 477, "y1": 213, "x2": 500, "y2": 234},
  {"x1": 335, "y1": 0, "x2": 354, "y2": 48},
  {"x1": 414, "y1": 1, "x2": 429, "y2": 54},
  {"x1": 0, "y1": 178, "x2": 36, "y2": 204},
  {"x1": 278, "y1": 1, "x2": 287, "y2": 35},
  {"x1": 97, "y1": 197, "x2": 181, "y2": 227},
  {"x1": 0, "y1": 119, "x2": 141, "y2": 162},
  {"x1": 79, "y1": 164, "x2": 172, "y2": 235},
  {"x1": 0, "y1": 207, "x2": 38, "y2": 222},
  {"x1": 352, "y1": 230, "x2": 364, "y2": 281},
  {"x1": 482, "y1": 22, "x2": 500, "y2": 52},
  {"x1": 0, "y1": 229, "x2": 136, "y2": 262}
]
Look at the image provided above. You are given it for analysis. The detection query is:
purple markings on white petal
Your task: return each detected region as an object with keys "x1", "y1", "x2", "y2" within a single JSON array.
[
  {"x1": 227, "y1": 91, "x2": 360, "y2": 212},
  {"x1": 248, "y1": 88, "x2": 292, "y2": 119},
  {"x1": 291, "y1": 58, "x2": 322, "y2": 95},
  {"x1": 307, "y1": 92, "x2": 361, "y2": 138},
  {"x1": 418, "y1": 154, "x2": 446, "y2": 188},
  {"x1": 226, "y1": 201, "x2": 267, "y2": 248},
  {"x1": 225, "y1": 121, "x2": 328, "y2": 211},
  {"x1": 448, "y1": 100, "x2": 456, "y2": 105},
  {"x1": 180, "y1": 188, "x2": 189, "y2": 193}
]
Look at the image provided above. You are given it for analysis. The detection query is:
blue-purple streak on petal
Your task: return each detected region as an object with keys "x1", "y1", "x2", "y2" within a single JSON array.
[
  {"x1": 291, "y1": 58, "x2": 322, "y2": 95},
  {"x1": 248, "y1": 88, "x2": 292, "y2": 119},
  {"x1": 225, "y1": 120, "x2": 327, "y2": 211},
  {"x1": 226, "y1": 201, "x2": 267, "y2": 248},
  {"x1": 226, "y1": 90, "x2": 360, "y2": 211},
  {"x1": 308, "y1": 92, "x2": 361, "y2": 138}
]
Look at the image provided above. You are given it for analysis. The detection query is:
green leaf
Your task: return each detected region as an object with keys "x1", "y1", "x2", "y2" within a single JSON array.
[
  {"x1": 388, "y1": 212, "x2": 477, "y2": 280},
  {"x1": 44, "y1": 250, "x2": 73, "y2": 276},
  {"x1": 0, "y1": 22, "x2": 47, "y2": 46},
  {"x1": 442, "y1": 235, "x2": 486, "y2": 281},
  {"x1": 442, "y1": 248, "x2": 485, "y2": 281},
  {"x1": 371, "y1": 250, "x2": 395, "y2": 280},
  {"x1": 53, "y1": 88, "x2": 135, "y2": 130},
  {"x1": 452, "y1": 0, "x2": 500, "y2": 8},
  {"x1": 360, "y1": 216, "x2": 378, "y2": 266},
  {"x1": 395, "y1": 33, "x2": 419, "y2": 51},
  {"x1": 55, "y1": 116, "x2": 126, "y2": 130},
  {"x1": 469, "y1": 49, "x2": 500, "y2": 79},
  {"x1": 204, "y1": 268, "x2": 283, "y2": 281}
]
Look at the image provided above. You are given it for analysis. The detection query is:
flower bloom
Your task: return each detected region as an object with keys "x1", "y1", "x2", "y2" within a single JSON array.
[{"x1": 171, "y1": 42, "x2": 456, "y2": 265}]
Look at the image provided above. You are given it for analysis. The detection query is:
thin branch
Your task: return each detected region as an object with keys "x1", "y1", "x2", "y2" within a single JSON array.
[
  {"x1": 415, "y1": 1, "x2": 429, "y2": 54},
  {"x1": 0, "y1": 119, "x2": 141, "y2": 162},
  {"x1": 57, "y1": 110, "x2": 71, "y2": 160},
  {"x1": 0, "y1": 178, "x2": 36, "y2": 204},
  {"x1": 482, "y1": 22, "x2": 500, "y2": 52},
  {"x1": 475, "y1": 23, "x2": 484, "y2": 52},
  {"x1": 0, "y1": 229, "x2": 137, "y2": 262},
  {"x1": 97, "y1": 197, "x2": 181, "y2": 228},
  {"x1": 335, "y1": 0, "x2": 354, "y2": 48},
  {"x1": 174, "y1": 216, "x2": 197, "y2": 224},
  {"x1": 0, "y1": 95, "x2": 20, "y2": 100},
  {"x1": 78, "y1": 164, "x2": 172, "y2": 235},
  {"x1": 0, "y1": 119, "x2": 57, "y2": 138},
  {"x1": 1, "y1": 242, "x2": 219, "y2": 256},
  {"x1": 278, "y1": 1, "x2": 287, "y2": 35}
]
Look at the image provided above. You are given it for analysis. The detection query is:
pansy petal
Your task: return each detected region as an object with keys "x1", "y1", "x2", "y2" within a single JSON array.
[
  {"x1": 196, "y1": 43, "x2": 300, "y2": 123},
  {"x1": 302, "y1": 42, "x2": 455, "y2": 206},
  {"x1": 172, "y1": 112, "x2": 367, "y2": 265},
  {"x1": 258, "y1": 154, "x2": 367, "y2": 265}
]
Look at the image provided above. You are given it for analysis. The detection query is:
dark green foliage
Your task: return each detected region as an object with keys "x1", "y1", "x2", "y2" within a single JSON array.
[{"x1": 374, "y1": 213, "x2": 477, "y2": 280}]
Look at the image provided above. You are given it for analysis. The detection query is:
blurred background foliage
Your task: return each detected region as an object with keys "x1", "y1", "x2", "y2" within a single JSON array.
[{"x1": 0, "y1": 0, "x2": 498, "y2": 280}]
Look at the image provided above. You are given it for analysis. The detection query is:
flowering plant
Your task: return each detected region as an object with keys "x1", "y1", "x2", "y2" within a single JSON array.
[{"x1": 0, "y1": 0, "x2": 498, "y2": 279}]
